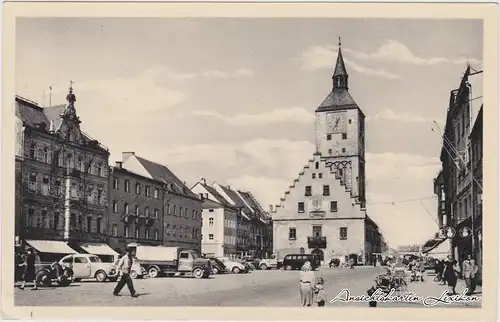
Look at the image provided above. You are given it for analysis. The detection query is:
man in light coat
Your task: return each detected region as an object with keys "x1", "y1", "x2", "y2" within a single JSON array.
[{"x1": 113, "y1": 247, "x2": 138, "y2": 297}]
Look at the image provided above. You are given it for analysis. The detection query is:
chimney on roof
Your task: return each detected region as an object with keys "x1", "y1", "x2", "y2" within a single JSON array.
[
  {"x1": 116, "y1": 161, "x2": 122, "y2": 168},
  {"x1": 226, "y1": 185, "x2": 231, "y2": 190},
  {"x1": 201, "y1": 177, "x2": 207, "y2": 185},
  {"x1": 122, "y1": 152, "x2": 135, "y2": 161}
]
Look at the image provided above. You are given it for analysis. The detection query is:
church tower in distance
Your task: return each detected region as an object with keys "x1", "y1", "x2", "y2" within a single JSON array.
[{"x1": 315, "y1": 38, "x2": 366, "y2": 208}]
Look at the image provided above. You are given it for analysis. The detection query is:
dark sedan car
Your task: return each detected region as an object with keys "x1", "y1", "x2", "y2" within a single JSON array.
[{"x1": 209, "y1": 257, "x2": 227, "y2": 274}]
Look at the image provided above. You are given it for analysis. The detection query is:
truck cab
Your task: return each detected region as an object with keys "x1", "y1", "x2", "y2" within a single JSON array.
[{"x1": 258, "y1": 254, "x2": 278, "y2": 270}]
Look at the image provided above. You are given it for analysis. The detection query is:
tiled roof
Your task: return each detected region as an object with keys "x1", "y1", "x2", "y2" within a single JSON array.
[
  {"x1": 203, "y1": 184, "x2": 232, "y2": 207},
  {"x1": 15, "y1": 98, "x2": 50, "y2": 127},
  {"x1": 219, "y1": 185, "x2": 247, "y2": 208},
  {"x1": 136, "y1": 156, "x2": 199, "y2": 199},
  {"x1": 238, "y1": 191, "x2": 260, "y2": 212},
  {"x1": 43, "y1": 105, "x2": 66, "y2": 130},
  {"x1": 315, "y1": 88, "x2": 358, "y2": 112}
]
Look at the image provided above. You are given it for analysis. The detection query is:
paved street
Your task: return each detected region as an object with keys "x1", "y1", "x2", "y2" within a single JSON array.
[{"x1": 14, "y1": 267, "x2": 481, "y2": 307}]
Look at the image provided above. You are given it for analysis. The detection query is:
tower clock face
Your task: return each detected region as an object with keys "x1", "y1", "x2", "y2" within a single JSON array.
[{"x1": 326, "y1": 114, "x2": 346, "y2": 133}]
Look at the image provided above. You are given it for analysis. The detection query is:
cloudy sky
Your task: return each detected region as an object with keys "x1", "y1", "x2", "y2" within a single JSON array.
[{"x1": 16, "y1": 18, "x2": 483, "y2": 248}]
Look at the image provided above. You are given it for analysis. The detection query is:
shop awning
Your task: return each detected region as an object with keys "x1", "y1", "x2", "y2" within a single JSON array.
[
  {"x1": 259, "y1": 217, "x2": 267, "y2": 224},
  {"x1": 80, "y1": 243, "x2": 119, "y2": 256},
  {"x1": 25, "y1": 240, "x2": 77, "y2": 254},
  {"x1": 424, "y1": 238, "x2": 452, "y2": 257}
]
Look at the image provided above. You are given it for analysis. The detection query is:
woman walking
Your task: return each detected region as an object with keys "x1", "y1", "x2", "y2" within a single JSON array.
[
  {"x1": 18, "y1": 248, "x2": 37, "y2": 290},
  {"x1": 299, "y1": 261, "x2": 315, "y2": 307},
  {"x1": 441, "y1": 254, "x2": 459, "y2": 295}
]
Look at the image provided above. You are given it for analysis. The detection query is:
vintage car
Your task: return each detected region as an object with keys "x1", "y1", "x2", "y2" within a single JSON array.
[
  {"x1": 16, "y1": 253, "x2": 74, "y2": 287},
  {"x1": 59, "y1": 254, "x2": 118, "y2": 282},
  {"x1": 208, "y1": 257, "x2": 227, "y2": 275},
  {"x1": 217, "y1": 257, "x2": 247, "y2": 274}
]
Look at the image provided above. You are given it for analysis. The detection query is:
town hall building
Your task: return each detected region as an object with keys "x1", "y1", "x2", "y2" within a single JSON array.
[{"x1": 271, "y1": 40, "x2": 382, "y2": 265}]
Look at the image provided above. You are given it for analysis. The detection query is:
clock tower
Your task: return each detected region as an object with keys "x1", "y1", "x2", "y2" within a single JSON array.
[{"x1": 315, "y1": 38, "x2": 366, "y2": 207}]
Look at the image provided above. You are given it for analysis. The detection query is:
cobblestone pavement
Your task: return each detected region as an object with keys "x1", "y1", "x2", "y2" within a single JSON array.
[{"x1": 13, "y1": 267, "x2": 481, "y2": 307}]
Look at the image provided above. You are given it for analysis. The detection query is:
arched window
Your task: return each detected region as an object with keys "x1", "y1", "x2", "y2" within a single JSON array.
[
  {"x1": 135, "y1": 227, "x2": 140, "y2": 239},
  {"x1": 96, "y1": 217, "x2": 102, "y2": 234},
  {"x1": 29, "y1": 143, "x2": 36, "y2": 159},
  {"x1": 135, "y1": 183, "x2": 141, "y2": 195},
  {"x1": 154, "y1": 230, "x2": 159, "y2": 240},
  {"x1": 145, "y1": 229, "x2": 150, "y2": 240},
  {"x1": 113, "y1": 201, "x2": 118, "y2": 213},
  {"x1": 315, "y1": 162, "x2": 319, "y2": 169},
  {"x1": 97, "y1": 163, "x2": 103, "y2": 176},
  {"x1": 124, "y1": 203, "x2": 129, "y2": 214},
  {"x1": 124, "y1": 180, "x2": 130, "y2": 192},
  {"x1": 144, "y1": 207, "x2": 150, "y2": 217},
  {"x1": 78, "y1": 157, "x2": 84, "y2": 171},
  {"x1": 135, "y1": 205, "x2": 140, "y2": 216},
  {"x1": 67, "y1": 153, "x2": 74, "y2": 168},
  {"x1": 41, "y1": 148, "x2": 49, "y2": 163}
]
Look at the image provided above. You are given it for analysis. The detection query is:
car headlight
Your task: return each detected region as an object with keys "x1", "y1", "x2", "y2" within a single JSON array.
[{"x1": 109, "y1": 269, "x2": 116, "y2": 274}]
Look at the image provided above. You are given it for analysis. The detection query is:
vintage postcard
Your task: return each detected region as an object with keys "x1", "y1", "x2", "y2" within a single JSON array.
[{"x1": 2, "y1": 1, "x2": 498, "y2": 321}]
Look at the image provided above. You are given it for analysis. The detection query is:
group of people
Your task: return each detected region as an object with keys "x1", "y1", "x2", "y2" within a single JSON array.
[
  {"x1": 407, "y1": 257, "x2": 426, "y2": 282},
  {"x1": 298, "y1": 261, "x2": 326, "y2": 307},
  {"x1": 434, "y1": 254, "x2": 479, "y2": 296}
]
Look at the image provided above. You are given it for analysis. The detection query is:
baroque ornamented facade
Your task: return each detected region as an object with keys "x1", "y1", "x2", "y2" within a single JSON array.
[
  {"x1": 271, "y1": 40, "x2": 381, "y2": 265},
  {"x1": 15, "y1": 87, "x2": 112, "y2": 261}
]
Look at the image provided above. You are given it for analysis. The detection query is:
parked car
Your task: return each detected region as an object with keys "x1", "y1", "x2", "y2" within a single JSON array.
[
  {"x1": 209, "y1": 257, "x2": 227, "y2": 274},
  {"x1": 217, "y1": 257, "x2": 247, "y2": 274},
  {"x1": 59, "y1": 254, "x2": 118, "y2": 283},
  {"x1": 282, "y1": 254, "x2": 321, "y2": 270},
  {"x1": 329, "y1": 258, "x2": 340, "y2": 268}
]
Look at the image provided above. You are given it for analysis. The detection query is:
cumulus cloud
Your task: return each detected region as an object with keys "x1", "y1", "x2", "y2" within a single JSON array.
[
  {"x1": 344, "y1": 39, "x2": 482, "y2": 66},
  {"x1": 143, "y1": 66, "x2": 254, "y2": 82},
  {"x1": 365, "y1": 108, "x2": 436, "y2": 124},
  {"x1": 189, "y1": 107, "x2": 315, "y2": 126},
  {"x1": 225, "y1": 176, "x2": 292, "y2": 208},
  {"x1": 366, "y1": 152, "x2": 441, "y2": 181},
  {"x1": 297, "y1": 46, "x2": 400, "y2": 79}
]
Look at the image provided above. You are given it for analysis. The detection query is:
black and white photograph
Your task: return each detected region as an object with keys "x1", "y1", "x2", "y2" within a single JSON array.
[{"x1": 1, "y1": 2, "x2": 498, "y2": 320}]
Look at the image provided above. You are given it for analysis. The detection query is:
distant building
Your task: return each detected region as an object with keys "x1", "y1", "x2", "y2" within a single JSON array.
[
  {"x1": 191, "y1": 180, "x2": 238, "y2": 258},
  {"x1": 192, "y1": 180, "x2": 272, "y2": 259},
  {"x1": 113, "y1": 152, "x2": 203, "y2": 252},
  {"x1": 108, "y1": 161, "x2": 164, "y2": 254},
  {"x1": 15, "y1": 87, "x2": 112, "y2": 261},
  {"x1": 271, "y1": 40, "x2": 381, "y2": 265}
]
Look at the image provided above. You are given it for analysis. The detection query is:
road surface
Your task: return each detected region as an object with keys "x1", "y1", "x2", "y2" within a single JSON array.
[{"x1": 14, "y1": 266, "x2": 480, "y2": 307}]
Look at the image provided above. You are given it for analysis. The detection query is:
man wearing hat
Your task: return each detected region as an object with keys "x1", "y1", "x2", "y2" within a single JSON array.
[
  {"x1": 113, "y1": 247, "x2": 138, "y2": 297},
  {"x1": 18, "y1": 247, "x2": 37, "y2": 290}
]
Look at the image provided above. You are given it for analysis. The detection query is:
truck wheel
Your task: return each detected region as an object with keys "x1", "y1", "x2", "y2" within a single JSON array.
[
  {"x1": 232, "y1": 267, "x2": 241, "y2": 274},
  {"x1": 95, "y1": 271, "x2": 107, "y2": 283},
  {"x1": 259, "y1": 264, "x2": 268, "y2": 270},
  {"x1": 148, "y1": 267, "x2": 159, "y2": 278},
  {"x1": 285, "y1": 265, "x2": 292, "y2": 270},
  {"x1": 193, "y1": 268, "x2": 204, "y2": 279},
  {"x1": 130, "y1": 270, "x2": 138, "y2": 279},
  {"x1": 212, "y1": 267, "x2": 219, "y2": 275}
]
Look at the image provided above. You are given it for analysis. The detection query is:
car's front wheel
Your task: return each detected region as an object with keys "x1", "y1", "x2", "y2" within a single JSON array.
[
  {"x1": 232, "y1": 266, "x2": 241, "y2": 274},
  {"x1": 130, "y1": 270, "x2": 138, "y2": 279},
  {"x1": 95, "y1": 271, "x2": 107, "y2": 283},
  {"x1": 193, "y1": 268, "x2": 204, "y2": 279},
  {"x1": 212, "y1": 267, "x2": 219, "y2": 275},
  {"x1": 259, "y1": 264, "x2": 268, "y2": 270}
]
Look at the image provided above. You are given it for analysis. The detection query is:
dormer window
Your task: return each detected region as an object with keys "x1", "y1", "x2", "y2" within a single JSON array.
[{"x1": 29, "y1": 143, "x2": 36, "y2": 159}]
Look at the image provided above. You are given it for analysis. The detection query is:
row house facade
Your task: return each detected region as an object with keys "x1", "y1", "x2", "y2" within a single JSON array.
[
  {"x1": 15, "y1": 88, "x2": 112, "y2": 261},
  {"x1": 192, "y1": 180, "x2": 273, "y2": 259},
  {"x1": 438, "y1": 65, "x2": 483, "y2": 274},
  {"x1": 271, "y1": 41, "x2": 381, "y2": 265},
  {"x1": 111, "y1": 152, "x2": 203, "y2": 252}
]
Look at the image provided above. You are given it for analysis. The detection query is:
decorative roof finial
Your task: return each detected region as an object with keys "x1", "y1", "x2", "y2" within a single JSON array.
[
  {"x1": 66, "y1": 80, "x2": 76, "y2": 105},
  {"x1": 338, "y1": 36, "x2": 342, "y2": 48}
]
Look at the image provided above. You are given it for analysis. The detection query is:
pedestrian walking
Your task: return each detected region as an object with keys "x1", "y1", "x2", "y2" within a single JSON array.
[
  {"x1": 314, "y1": 277, "x2": 326, "y2": 307},
  {"x1": 113, "y1": 247, "x2": 138, "y2": 298},
  {"x1": 348, "y1": 258, "x2": 355, "y2": 269},
  {"x1": 462, "y1": 255, "x2": 479, "y2": 295},
  {"x1": 441, "y1": 254, "x2": 459, "y2": 295},
  {"x1": 18, "y1": 248, "x2": 37, "y2": 290},
  {"x1": 299, "y1": 261, "x2": 315, "y2": 307}
]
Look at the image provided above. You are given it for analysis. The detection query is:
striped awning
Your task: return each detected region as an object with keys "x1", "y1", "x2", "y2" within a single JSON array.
[
  {"x1": 80, "y1": 243, "x2": 119, "y2": 256},
  {"x1": 25, "y1": 240, "x2": 77, "y2": 254}
]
